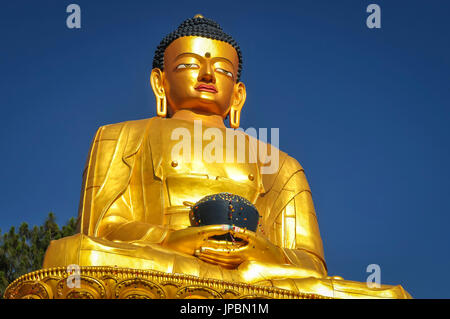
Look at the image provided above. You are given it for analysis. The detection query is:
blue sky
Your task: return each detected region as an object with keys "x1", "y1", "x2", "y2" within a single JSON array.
[{"x1": 0, "y1": 0, "x2": 449, "y2": 298}]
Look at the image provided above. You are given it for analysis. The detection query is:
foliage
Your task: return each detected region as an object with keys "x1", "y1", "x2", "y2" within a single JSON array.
[{"x1": 0, "y1": 212, "x2": 77, "y2": 298}]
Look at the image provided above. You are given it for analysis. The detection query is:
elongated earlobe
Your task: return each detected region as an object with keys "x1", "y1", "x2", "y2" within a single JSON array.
[
  {"x1": 228, "y1": 82, "x2": 246, "y2": 128},
  {"x1": 229, "y1": 107, "x2": 241, "y2": 128},
  {"x1": 156, "y1": 95, "x2": 167, "y2": 117},
  {"x1": 150, "y1": 68, "x2": 167, "y2": 117}
]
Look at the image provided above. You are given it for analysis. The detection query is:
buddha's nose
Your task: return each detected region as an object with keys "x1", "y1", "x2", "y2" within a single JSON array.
[{"x1": 197, "y1": 63, "x2": 216, "y2": 84}]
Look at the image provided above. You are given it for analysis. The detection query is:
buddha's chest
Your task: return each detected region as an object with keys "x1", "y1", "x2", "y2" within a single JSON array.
[
  {"x1": 159, "y1": 130, "x2": 263, "y2": 205},
  {"x1": 147, "y1": 120, "x2": 265, "y2": 228}
]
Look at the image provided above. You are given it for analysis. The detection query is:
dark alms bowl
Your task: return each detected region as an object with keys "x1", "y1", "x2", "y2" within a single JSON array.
[{"x1": 189, "y1": 193, "x2": 260, "y2": 241}]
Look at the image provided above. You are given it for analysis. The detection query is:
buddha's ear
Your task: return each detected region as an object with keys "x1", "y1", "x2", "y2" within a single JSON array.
[
  {"x1": 229, "y1": 82, "x2": 246, "y2": 128},
  {"x1": 150, "y1": 68, "x2": 167, "y2": 117}
]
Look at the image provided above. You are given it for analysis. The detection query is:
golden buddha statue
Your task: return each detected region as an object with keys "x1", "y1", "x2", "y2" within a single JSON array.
[{"x1": 33, "y1": 15, "x2": 410, "y2": 299}]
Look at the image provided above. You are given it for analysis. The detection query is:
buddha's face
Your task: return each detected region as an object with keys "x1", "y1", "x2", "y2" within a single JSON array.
[{"x1": 159, "y1": 36, "x2": 242, "y2": 117}]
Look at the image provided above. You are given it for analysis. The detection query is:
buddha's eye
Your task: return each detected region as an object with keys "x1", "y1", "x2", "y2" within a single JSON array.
[
  {"x1": 215, "y1": 68, "x2": 234, "y2": 79},
  {"x1": 176, "y1": 63, "x2": 199, "y2": 70}
]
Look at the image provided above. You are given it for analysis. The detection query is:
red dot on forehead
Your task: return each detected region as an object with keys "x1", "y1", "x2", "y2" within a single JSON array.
[{"x1": 205, "y1": 52, "x2": 211, "y2": 58}]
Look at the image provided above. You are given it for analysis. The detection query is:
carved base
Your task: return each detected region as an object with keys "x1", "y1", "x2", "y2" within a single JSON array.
[{"x1": 4, "y1": 266, "x2": 331, "y2": 299}]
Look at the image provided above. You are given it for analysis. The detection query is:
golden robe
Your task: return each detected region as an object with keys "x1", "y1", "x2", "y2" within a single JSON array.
[{"x1": 43, "y1": 117, "x2": 411, "y2": 298}]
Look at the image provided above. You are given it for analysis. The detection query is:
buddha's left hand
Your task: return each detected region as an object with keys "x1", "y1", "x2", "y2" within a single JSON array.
[{"x1": 196, "y1": 226, "x2": 286, "y2": 269}]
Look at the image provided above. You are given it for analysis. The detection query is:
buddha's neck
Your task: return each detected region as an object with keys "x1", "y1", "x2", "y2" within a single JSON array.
[{"x1": 171, "y1": 110, "x2": 226, "y2": 128}]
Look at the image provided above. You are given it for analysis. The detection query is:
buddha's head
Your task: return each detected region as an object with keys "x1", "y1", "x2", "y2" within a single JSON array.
[{"x1": 150, "y1": 15, "x2": 246, "y2": 128}]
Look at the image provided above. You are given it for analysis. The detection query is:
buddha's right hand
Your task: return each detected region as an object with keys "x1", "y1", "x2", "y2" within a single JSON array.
[{"x1": 161, "y1": 225, "x2": 232, "y2": 256}]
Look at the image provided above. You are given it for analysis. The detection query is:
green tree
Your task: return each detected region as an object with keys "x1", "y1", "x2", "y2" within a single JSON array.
[{"x1": 0, "y1": 212, "x2": 77, "y2": 298}]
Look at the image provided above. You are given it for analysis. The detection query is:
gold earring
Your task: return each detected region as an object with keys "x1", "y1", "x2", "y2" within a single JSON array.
[
  {"x1": 229, "y1": 108, "x2": 240, "y2": 128},
  {"x1": 156, "y1": 94, "x2": 167, "y2": 117}
]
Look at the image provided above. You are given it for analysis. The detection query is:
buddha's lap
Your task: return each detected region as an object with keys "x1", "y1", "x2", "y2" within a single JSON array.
[{"x1": 42, "y1": 233, "x2": 410, "y2": 298}]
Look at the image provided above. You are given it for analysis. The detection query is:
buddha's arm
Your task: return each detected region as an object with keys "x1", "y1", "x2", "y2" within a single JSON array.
[
  {"x1": 96, "y1": 190, "x2": 169, "y2": 244},
  {"x1": 273, "y1": 188, "x2": 327, "y2": 277},
  {"x1": 78, "y1": 119, "x2": 170, "y2": 244},
  {"x1": 263, "y1": 156, "x2": 327, "y2": 278}
]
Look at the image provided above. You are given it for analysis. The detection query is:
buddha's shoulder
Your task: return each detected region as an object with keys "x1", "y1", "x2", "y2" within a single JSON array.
[
  {"x1": 244, "y1": 133, "x2": 304, "y2": 174},
  {"x1": 94, "y1": 117, "x2": 194, "y2": 139},
  {"x1": 264, "y1": 150, "x2": 304, "y2": 180},
  {"x1": 93, "y1": 117, "x2": 158, "y2": 140},
  {"x1": 280, "y1": 153, "x2": 305, "y2": 173},
  {"x1": 260, "y1": 151, "x2": 306, "y2": 190}
]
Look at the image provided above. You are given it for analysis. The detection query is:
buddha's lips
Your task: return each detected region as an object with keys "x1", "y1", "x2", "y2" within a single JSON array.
[{"x1": 195, "y1": 84, "x2": 218, "y2": 93}]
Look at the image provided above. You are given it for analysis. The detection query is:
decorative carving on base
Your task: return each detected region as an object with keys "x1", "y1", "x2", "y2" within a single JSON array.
[{"x1": 4, "y1": 266, "x2": 331, "y2": 299}]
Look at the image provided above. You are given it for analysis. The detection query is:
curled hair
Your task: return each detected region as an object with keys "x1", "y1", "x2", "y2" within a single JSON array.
[{"x1": 152, "y1": 16, "x2": 243, "y2": 82}]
